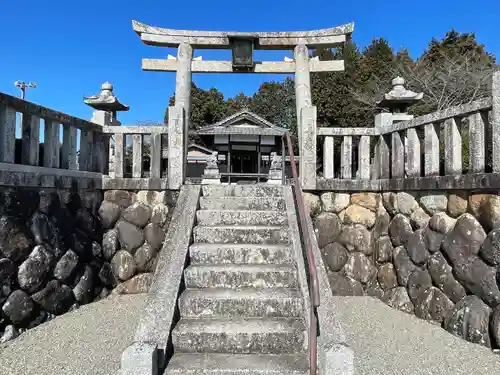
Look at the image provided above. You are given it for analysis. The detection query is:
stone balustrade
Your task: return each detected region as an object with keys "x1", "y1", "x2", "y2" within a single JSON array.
[
  {"x1": 0, "y1": 92, "x2": 175, "y2": 191},
  {"x1": 0, "y1": 93, "x2": 108, "y2": 189},
  {"x1": 101, "y1": 125, "x2": 169, "y2": 190},
  {"x1": 313, "y1": 70, "x2": 500, "y2": 192}
]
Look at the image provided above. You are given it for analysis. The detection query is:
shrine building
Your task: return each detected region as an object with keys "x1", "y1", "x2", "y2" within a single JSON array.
[{"x1": 186, "y1": 110, "x2": 296, "y2": 183}]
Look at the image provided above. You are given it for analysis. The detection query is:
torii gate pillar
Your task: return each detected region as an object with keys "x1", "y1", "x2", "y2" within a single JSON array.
[
  {"x1": 175, "y1": 43, "x2": 193, "y2": 119},
  {"x1": 294, "y1": 44, "x2": 314, "y2": 187},
  {"x1": 168, "y1": 43, "x2": 193, "y2": 189}
]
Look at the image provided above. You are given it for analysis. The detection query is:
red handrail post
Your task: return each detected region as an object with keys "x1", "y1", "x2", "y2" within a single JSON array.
[{"x1": 281, "y1": 136, "x2": 286, "y2": 185}]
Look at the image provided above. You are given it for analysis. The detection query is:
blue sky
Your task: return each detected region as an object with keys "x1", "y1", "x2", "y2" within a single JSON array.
[{"x1": 1, "y1": 0, "x2": 499, "y2": 129}]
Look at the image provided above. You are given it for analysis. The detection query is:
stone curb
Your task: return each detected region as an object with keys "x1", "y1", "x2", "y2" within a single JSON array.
[
  {"x1": 284, "y1": 186, "x2": 354, "y2": 375},
  {"x1": 118, "y1": 185, "x2": 201, "y2": 375},
  {"x1": 306, "y1": 209, "x2": 354, "y2": 375}
]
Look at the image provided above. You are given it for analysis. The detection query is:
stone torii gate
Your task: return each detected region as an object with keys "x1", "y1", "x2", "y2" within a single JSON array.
[{"x1": 132, "y1": 20, "x2": 354, "y2": 189}]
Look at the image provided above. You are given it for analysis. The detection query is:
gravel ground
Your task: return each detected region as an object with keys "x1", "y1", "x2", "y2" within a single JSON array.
[
  {"x1": 2, "y1": 294, "x2": 499, "y2": 375},
  {"x1": 333, "y1": 296, "x2": 500, "y2": 375},
  {"x1": 0, "y1": 294, "x2": 148, "y2": 375}
]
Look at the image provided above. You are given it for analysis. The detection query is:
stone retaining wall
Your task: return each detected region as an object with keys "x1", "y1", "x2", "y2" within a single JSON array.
[
  {"x1": 305, "y1": 190, "x2": 500, "y2": 350},
  {"x1": 0, "y1": 188, "x2": 176, "y2": 343}
]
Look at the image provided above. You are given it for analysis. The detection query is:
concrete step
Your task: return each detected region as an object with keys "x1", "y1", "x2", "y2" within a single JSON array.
[
  {"x1": 193, "y1": 225, "x2": 290, "y2": 245},
  {"x1": 199, "y1": 197, "x2": 285, "y2": 211},
  {"x1": 202, "y1": 185, "x2": 283, "y2": 198},
  {"x1": 172, "y1": 317, "x2": 306, "y2": 354},
  {"x1": 189, "y1": 244, "x2": 294, "y2": 265},
  {"x1": 165, "y1": 353, "x2": 309, "y2": 375},
  {"x1": 196, "y1": 210, "x2": 287, "y2": 226},
  {"x1": 184, "y1": 264, "x2": 298, "y2": 289},
  {"x1": 179, "y1": 288, "x2": 303, "y2": 318}
]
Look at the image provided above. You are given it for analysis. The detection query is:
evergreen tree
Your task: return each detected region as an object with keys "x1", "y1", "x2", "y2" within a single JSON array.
[
  {"x1": 226, "y1": 92, "x2": 252, "y2": 116},
  {"x1": 423, "y1": 30, "x2": 495, "y2": 66},
  {"x1": 349, "y1": 38, "x2": 398, "y2": 123},
  {"x1": 311, "y1": 42, "x2": 362, "y2": 127},
  {"x1": 165, "y1": 83, "x2": 228, "y2": 128},
  {"x1": 250, "y1": 78, "x2": 296, "y2": 130}
]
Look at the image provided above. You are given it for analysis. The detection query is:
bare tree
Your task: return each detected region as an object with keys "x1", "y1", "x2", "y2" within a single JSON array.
[
  {"x1": 401, "y1": 55, "x2": 493, "y2": 112},
  {"x1": 350, "y1": 53, "x2": 494, "y2": 116}
]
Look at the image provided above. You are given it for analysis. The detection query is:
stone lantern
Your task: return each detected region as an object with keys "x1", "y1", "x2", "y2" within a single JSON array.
[
  {"x1": 373, "y1": 77, "x2": 424, "y2": 179},
  {"x1": 374, "y1": 77, "x2": 424, "y2": 134},
  {"x1": 84, "y1": 82, "x2": 130, "y2": 177}
]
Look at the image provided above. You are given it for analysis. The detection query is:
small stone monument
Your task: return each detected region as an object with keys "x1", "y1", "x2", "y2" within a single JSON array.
[
  {"x1": 202, "y1": 151, "x2": 221, "y2": 184},
  {"x1": 267, "y1": 152, "x2": 283, "y2": 184}
]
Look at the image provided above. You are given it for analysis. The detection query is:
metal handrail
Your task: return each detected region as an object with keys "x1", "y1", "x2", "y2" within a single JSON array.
[{"x1": 281, "y1": 132, "x2": 320, "y2": 375}]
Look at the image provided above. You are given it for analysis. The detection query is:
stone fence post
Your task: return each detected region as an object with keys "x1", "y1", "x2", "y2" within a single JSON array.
[
  {"x1": 300, "y1": 106, "x2": 317, "y2": 189},
  {"x1": 492, "y1": 69, "x2": 500, "y2": 172},
  {"x1": 168, "y1": 105, "x2": 186, "y2": 189},
  {"x1": 372, "y1": 113, "x2": 392, "y2": 179}
]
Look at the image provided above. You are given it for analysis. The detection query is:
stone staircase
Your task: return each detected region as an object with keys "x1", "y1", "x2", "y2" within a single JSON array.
[{"x1": 165, "y1": 184, "x2": 309, "y2": 375}]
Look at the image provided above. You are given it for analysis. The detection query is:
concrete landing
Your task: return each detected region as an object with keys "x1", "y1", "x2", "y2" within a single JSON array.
[
  {"x1": 2, "y1": 294, "x2": 499, "y2": 374},
  {"x1": 0, "y1": 294, "x2": 147, "y2": 375},
  {"x1": 333, "y1": 296, "x2": 500, "y2": 375}
]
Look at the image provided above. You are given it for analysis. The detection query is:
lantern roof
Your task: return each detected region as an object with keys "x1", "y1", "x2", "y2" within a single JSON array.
[
  {"x1": 377, "y1": 77, "x2": 423, "y2": 109},
  {"x1": 84, "y1": 82, "x2": 130, "y2": 112}
]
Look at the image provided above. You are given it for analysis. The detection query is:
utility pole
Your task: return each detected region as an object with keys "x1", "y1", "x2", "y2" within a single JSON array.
[
  {"x1": 14, "y1": 81, "x2": 37, "y2": 134},
  {"x1": 14, "y1": 81, "x2": 37, "y2": 100}
]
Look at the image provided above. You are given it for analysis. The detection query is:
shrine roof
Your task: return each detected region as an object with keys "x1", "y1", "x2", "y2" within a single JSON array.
[{"x1": 195, "y1": 110, "x2": 288, "y2": 136}]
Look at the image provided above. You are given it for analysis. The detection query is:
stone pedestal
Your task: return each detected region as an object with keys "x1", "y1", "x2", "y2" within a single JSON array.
[
  {"x1": 201, "y1": 168, "x2": 221, "y2": 184},
  {"x1": 90, "y1": 110, "x2": 120, "y2": 176},
  {"x1": 267, "y1": 169, "x2": 282, "y2": 185},
  {"x1": 201, "y1": 152, "x2": 221, "y2": 184},
  {"x1": 267, "y1": 152, "x2": 283, "y2": 185}
]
